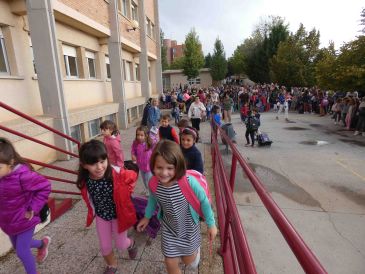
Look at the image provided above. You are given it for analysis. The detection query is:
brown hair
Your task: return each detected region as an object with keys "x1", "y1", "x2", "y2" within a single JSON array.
[
  {"x1": 135, "y1": 126, "x2": 153, "y2": 150},
  {"x1": 100, "y1": 120, "x2": 119, "y2": 136},
  {"x1": 0, "y1": 137, "x2": 32, "y2": 169},
  {"x1": 76, "y1": 140, "x2": 112, "y2": 189},
  {"x1": 181, "y1": 126, "x2": 199, "y2": 142},
  {"x1": 161, "y1": 114, "x2": 171, "y2": 121},
  {"x1": 177, "y1": 119, "x2": 190, "y2": 129},
  {"x1": 149, "y1": 140, "x2": 186, "y2": 181}
]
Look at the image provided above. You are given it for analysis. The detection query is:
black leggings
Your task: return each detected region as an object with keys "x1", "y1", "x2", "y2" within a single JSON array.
[
  {"x1": 191, "y1": 118, "x2": 201, "y2": 131},
  {"x1": 245, "y1": 129, "x2": 255, "y2": 146}
]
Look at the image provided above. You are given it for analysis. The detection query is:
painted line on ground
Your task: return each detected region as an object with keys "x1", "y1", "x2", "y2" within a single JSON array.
[{"x1": 336, "y1": 160, "x2": 365, "y2": 182}]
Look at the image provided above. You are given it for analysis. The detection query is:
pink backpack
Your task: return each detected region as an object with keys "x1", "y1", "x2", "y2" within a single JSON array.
[{"x1": 149, "y1": 170, "x2": 212, "y2": 219}]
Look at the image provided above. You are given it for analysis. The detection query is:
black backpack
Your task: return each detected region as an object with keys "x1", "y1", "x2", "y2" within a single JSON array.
[{"x1": 248, "y1": 116, "x2": 259, "y2": 131}]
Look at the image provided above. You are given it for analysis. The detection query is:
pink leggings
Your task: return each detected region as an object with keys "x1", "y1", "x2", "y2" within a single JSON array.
[{"x1": 95, "y1": 216, "x2": 131, "y2": 256}]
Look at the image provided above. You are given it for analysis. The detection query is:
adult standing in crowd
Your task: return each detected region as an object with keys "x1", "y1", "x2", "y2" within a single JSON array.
[
  {"x1": 147, "y1": 98, "x2": 161, "y2": 129},
  {"x1": 188, "y1": 96, "x2": 206, "y2": 133},
  {"x1": 141, "y1": 98, "x2": 152, "y2": 126},
  {"x1": 222, "y1": 93, "x2": 234, "y2": 122}
]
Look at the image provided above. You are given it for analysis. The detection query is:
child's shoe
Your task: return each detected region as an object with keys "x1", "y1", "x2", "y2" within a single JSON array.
[
  {"x1": 36, "y1": 236, "x2": 51, "y2": 263},
  {"x1": 354, "y1": 131, "x2": 360, "y2": 136},
  {"x1": 103, "y1": 266, "x2": 118, "y2": 274},
  {"x1": 128, "y1": 239, "x2": 138, "y2": 259}
]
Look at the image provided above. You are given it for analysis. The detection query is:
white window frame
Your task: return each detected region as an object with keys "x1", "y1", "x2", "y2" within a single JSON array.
[
  {"x1": 86, "y1": 51, "x2": 96, "y2": 79},
  {"x1": 151, "y1": 22, "x2": 155, "y2": 40},
  {"x1": 105, "y1": 55, "x2": 111, "y2": 79},
  {"x1": 88, "y1": 118, "x2": 101, "y2": 138},
  {"x1": 70, "y1": 125, "x2": 82, "y2": 142},
  {"x1": 28, "y1": 34, "x2": 36, "y2": 74},
  {"x1": 146, "y1": 17, "x2": 152, "y2": 37},
  {"x1": 135, "y1": 63, "x2": 140, "y2": 81},
  {"x1": 0, "y1": 28, "x2": 10, "y2": 75},
  {"x1": 131, "y1": 2, "x2": 138, "y2": 22},
  {"x1": 63, "y1": 44, "x2": 79, "y2": 78},
  {"x1": 124, "y1": 60, "x2": 133, "y2": 81},
  {"x1": 121, "y1": 0, "x2": 129, "y2": 18}
]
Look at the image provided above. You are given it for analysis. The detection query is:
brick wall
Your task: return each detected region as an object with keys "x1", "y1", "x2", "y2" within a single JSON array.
[
  {"x1": 120, "y1": 16, "x2": 141, "y2": 46},
  {"x1": 59, "y1": 0, "x2": 110, "y2": 29},
  {"x1": 147, "y1": 36, "x2": 157, "y2": 56},
  {"x1": 144, "y1": 0, "x2": 155, "y2": 23}
]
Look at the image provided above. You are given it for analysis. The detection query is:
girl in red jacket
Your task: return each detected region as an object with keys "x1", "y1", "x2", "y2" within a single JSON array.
[
  {"x1": 100, "y1": 120, "x2": 124, "y2": 168},
  {"x1": 77, "y1": 140, "x2": 137, "y2": 274}
]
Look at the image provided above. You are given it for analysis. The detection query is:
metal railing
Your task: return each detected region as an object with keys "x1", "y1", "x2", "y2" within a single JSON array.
[
  {"x1": 211, "y1": 122, "x2": 327, "y2": 274},
  {"x1": 0, "y1": 101, "x2": 81, "y2": 220}
]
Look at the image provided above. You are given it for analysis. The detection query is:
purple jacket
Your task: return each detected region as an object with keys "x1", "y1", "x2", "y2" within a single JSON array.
[
  {"x1": 0, "y1": 164, "x2": 51, "y2": 236},
  {"x1": 131, "y1": 141, "x2": 154, "y2": 172}
]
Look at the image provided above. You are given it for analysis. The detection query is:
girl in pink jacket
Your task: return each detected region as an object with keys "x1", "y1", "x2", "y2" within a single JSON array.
[
  {"x1": 0, "y1": 138, "x2": 51, "y2": 274},
  {"x1": 100, "y1": 120, "x2": 124, "y2": 168}
]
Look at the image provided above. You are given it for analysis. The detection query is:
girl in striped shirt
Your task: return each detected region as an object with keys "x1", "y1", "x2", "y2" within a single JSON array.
[{"x1": 137, "y1": 140, "x2": 217, "y2": 274}]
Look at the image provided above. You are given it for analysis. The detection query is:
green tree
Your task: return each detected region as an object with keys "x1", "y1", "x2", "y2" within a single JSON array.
[
  {"x1": 160, "y1": 29, "x2": 169, "y2": 71},
  {"x1": 315, "y1": 42, "x2": 337, "y2": 89},
  {"x1": 169, "y1": 56, "x2": 185, "y2": 69},
  {"x1": 182, "y1": 28, "x2": 204, "y2": 79},
  {"x1": 360, "y1": 8, "x2": 365, "y2": 34},
  {"x1": 204, "y1": 53, "x2": 212, "y2": 68},
  {"x1": 210, "y1": 38, "x2": 228, "y2": 81}
]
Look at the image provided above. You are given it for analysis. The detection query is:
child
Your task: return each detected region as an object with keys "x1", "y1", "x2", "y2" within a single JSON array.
[
  {"x1": 159, "y1": 114, "x2": 180, "y2": 144},
  {"x1": 240, "y1": 102, "x2": 249, "y2": 123},
  {"x1": 205, "y1": 98, "x2": 213, "y2": 120},
  {"x1": 77, "y1": 140, "x2": 138, "y2": 274},
  {"x1": 180, "y1": 127, "x2": 204, "y2": 174},
  {"x1": 131, "y1": 126, "x2": 155, "y2": 195},
  {"x1": 100, "y1": 120, "x2": 124, "y2": 168},
  {"x1": 137, "y1": 140, "x2": 217, "y2": 274},
  {"x1": 171, "y1": 104, "x2": 180, "y2": 125},
  {"x1": 211, "y1": 105, "x2": 222, "y2": 126},
  {"x1": 245, "y1": 110, "x2": 260, "y2": 147},
  {"x1": 0, "y1": 138, "x2": 51, "y2": 274},
  {"x1": 177, "y1": 119, "x2": 190, "y2": 134}
]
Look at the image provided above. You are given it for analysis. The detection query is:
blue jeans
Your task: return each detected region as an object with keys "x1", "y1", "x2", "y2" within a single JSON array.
[{"x1": 140, "y1": 170, "x2": 153, "y2": 192}]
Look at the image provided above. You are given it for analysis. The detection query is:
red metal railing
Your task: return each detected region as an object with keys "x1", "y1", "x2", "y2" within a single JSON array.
[
  {"x1": 212, "y1": 122, "x2": 327, "y2": 274},
  {"x1": 1, "y1": 101, "x2": 81, "y2": 220}
]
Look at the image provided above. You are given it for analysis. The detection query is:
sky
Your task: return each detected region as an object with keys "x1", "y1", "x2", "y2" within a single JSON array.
[{"x1": 159, "y1": 0, "x2": 364, "y2": 57}]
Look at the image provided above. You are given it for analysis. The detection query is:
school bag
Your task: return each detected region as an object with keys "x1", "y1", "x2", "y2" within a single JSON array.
[
  {"x1": 247, "y1": 116, "x2": 259, "y2": 131},
  {"x1": 149, "y1": 170, "x2": 212, "y2": 219},
  {"x1": 257, "y1": 132, "x2": 273, "y2": 146}
]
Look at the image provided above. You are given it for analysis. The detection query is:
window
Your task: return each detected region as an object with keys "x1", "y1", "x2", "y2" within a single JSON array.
[
  {"x1": 86, "y1": 51, "x2": 96, "y2": 78},
  {"x1": 188, "y1": 77, "x2": 201, "y2": 85},
  {"x1": 63, "y1": 45, "x2": 78, "y2": 78},
  {"x1": 151, "y1": 22, "x2": 155, "y2": 39},
  {"x1": 105, "y1": 55, "x2": 111, "y2": 79},
  {"x1": 131, "y1": 2, "x2": 138, "y2": 22},
  {"x1": 88, "y1": 118, "x2": 100, "y2": 138},
  {"x1": 121, "y1": 0, "x2": 129, "y2": 17},
  {"x1": 0, "y1": 28, "x2": 10, "y2": 74},
  {"x1": 28, "y1": 34, "x2": 36, "y2": 74},
  {"x1": 146, "y1": 17, "x2": 152, "y2": 37},
  {"x1": 123, "y1": 60, "x2": 133, "y2": 81},
  {"x1": 70, "y1": 125, "x2": 82, "y2": 142},
  {"x1": 105, "y1": 114, "x2": 116, "y2": 123},
  {"x1": 135, "y1": 63, "x2": 140, "y2": 81}
]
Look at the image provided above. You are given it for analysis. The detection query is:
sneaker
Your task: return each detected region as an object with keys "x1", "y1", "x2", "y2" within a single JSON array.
[
  {"x1": 245, "y1": 143, "x2": 250, "y2": 147},
  {"x1": 128, "y1": 239, "x2": 138, "y2": 259},
  {"x1": 276, "y1": 116, "x2": 279, "y2": 120},
  {"x1": 103, "y1": 266, "x2": 118, "y2": 274},
  {"x1": 354, "y1": 131, "x2": 360, "y2": 136},
  {"x1": 36, "y1": 236, "x2": 51, "y2": 263},
  {"x1": 285, "y1": 118, "x2": 289, "y2": 122}
]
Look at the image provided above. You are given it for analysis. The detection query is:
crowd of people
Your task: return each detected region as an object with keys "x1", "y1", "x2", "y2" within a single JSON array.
[{"x1": 1, "y1": 81, "x2": 364, "y2": 274}]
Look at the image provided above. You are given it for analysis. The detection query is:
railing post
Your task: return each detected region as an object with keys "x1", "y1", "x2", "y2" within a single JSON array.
[{"x1": 229, "y1": 155, "x2": 237, "y2": 192}]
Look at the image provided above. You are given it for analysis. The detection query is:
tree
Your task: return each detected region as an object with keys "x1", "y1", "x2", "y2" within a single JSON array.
[
  {"x1": 360, "y1": 8, "x2": 365, "y2": 34},
  {"x1": 169, "y1": 56, "x2": 185, "y2": 69},
  {"x1": 204, "y1": 53, "x2": 212, "y2": 68},
  {"x1": 210, "y1": 38, "x2": 228, "y2": 82},
  {"x1": 315, "y1": 42, "x2": 338, "y2": 90},
  {"x1": 160, "y1": 29, "x2": 169, "y2": 71},
  {"x1": 182, "y1": 28, "x2": 204, "y2": 79}
]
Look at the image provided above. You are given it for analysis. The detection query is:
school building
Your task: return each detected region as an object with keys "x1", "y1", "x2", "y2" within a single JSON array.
[
  {"x1": 0, "y1": 0, "x2": 162, "y2": 164},
  {"x1": 162, "y1": 68, "x2": 212, "y2": 91}
]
